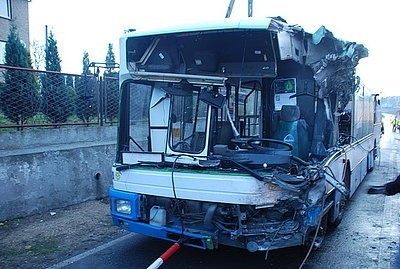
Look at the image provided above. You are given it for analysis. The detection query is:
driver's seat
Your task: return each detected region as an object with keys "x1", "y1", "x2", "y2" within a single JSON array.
[{"x1": 273, "y1": 105, "x2": 310, "y2": 160}]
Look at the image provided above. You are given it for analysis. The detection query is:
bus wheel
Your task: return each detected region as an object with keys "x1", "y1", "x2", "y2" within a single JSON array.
[
  {"x1": 368, "y1": 150, "x2": 375, "y2": 172},
  {"x1": 328, "y1": 191, "x2": 346, "y2": 229},
  {"x1": 305, "y1": 214, "x2": 328, "y2": 249},
  {"x1": 328, "y1": 162, "x2": 349, "y2": 229}
]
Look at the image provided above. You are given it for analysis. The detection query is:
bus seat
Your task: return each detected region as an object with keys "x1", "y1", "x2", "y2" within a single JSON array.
[{"x1": 274, "y1": 105, "x2": 310, "y2": 160}]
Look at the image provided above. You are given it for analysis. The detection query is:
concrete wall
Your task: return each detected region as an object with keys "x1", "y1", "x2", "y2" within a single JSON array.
[{"x1": 0, "y1": 126, "x2": 117, "y2": 221}]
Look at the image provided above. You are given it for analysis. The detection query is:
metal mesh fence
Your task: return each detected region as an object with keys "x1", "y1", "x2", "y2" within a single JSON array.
[
  {"x1": 103, "y1": 75, "x2": 119, "y2": 124},
  {"x1": 0, "y1": 65, "x2": 119, "y2": 130}
]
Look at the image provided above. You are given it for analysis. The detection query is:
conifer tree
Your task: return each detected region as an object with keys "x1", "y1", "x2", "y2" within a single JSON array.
[
  {"x1": 82, "y1": 51, "x2": 92, "y2": 75},
  {"x1": 0, "y1": 24, "x2": 39, "y2": 126},
  {"x1": 75, "y1": 51, "x2": 97, "y2": 122},
  {"x1": 65, "y1": 75, "x2": 77, "y2": 116},
  {"x1": 103, "y1": 44, "x2": 118, "y2": 122},
  {"x1": 105, "y1": 43, "x2": 116, "y2": 72},
  {"x1": 42, "y1": 31, "x2": 70, "y2": 123},
  {"x1": 66, "y1": 75, "x2": 74, "y2": 88}
]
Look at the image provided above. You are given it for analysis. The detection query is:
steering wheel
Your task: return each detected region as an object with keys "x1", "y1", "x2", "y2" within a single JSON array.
[
  {"x1": 172, "y1": 134, "x2": 194, "y2": 150},
  {"x1": 172, "y1": 140, "x2": 191, "y2": 150},
  {"x1": 246, "y1": 138, "x2": 293, "y2": 151}
]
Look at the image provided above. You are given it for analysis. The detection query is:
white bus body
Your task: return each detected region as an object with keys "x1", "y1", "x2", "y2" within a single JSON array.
[{"x1": 109, "y1": 18, "x2": 380, "y2": 252}]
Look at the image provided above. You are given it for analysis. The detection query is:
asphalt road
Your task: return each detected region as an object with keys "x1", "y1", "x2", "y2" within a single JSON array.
[{"x1": 50, "y1": 121, "x2": 400, "y2": 269}]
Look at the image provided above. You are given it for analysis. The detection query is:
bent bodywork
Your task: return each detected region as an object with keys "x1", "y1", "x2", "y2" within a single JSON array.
[{"x1": 109, "y1": 18, "x2": 378, "y2": 252}]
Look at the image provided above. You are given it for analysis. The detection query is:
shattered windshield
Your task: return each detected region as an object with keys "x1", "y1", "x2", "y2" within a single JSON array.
[
  {"x1": 169, "y1": 91, "x2": 208, "y2": 153},
  {"x1": 128, "y1": 83, "x2": 152, "y2": 151}
]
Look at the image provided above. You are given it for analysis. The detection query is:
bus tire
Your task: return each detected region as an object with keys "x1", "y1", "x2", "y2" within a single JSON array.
[
  {"x1": 327, "y1": 191, "x2": 345, "y2": 229},
  {"x1": 367, "y1": 150, "x2": 375, "y2": 172},
  {"x1": 328, "y1": 162, "x2": 350, "y2": 229},
  {"x1": 305, "y1": 214, "x2": 328, "y2": 249}
]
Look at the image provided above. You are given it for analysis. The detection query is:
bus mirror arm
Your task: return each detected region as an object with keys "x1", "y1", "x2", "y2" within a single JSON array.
[{"x1": 324, "y1": 171, "x2": 349, "y2": 197}]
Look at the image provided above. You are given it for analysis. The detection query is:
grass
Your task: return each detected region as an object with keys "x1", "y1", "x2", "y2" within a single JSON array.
[
  {"x1": 0, "y1": 113, "x2": 13, "y2": 126},
  {"x1": 0, "y1": 247, "x2": 20, "y2": 256},
  {"x1": 26, "y1": 113, "x2": 49, "y2": 124},
  {"x1": 0, "y1": 238, "x2": 60, "y2": 259},
  {"x1": 0, "y1": 112, "x2": 100, "y2": 131},
  {"x1": 27, "y1": 238, "x2": 60, "y2": 255}
]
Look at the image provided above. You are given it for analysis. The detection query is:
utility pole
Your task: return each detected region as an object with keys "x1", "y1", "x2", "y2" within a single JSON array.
[
  {"x1": 225, "y1": 0, "x2": 253, "y2": 18},
  {"x1": 45, "y1": 25, "x2": 48, "y2": 50},
  {"x1": 248, "y1": 0, "x2": 253, "y2": 17},
  {"x1": 225, "y1": 0, "x2": 235, "y2": 18}
]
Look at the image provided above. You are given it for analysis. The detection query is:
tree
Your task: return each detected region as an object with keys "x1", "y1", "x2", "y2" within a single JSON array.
[
  {"x1": 45, "y1": 32, "x2": 62, "y2": 72},
  {"x1": 105, "y1": 43, "x2": 116, "y2": 72},
  {"x1": 42, "y1": 31, "x2": 70, "y2": 123},
  {"x1": 31, "y1": 40, "x2": 45, "y2": 70},
  {"x1": 0, "y1": 24, "x2": 39, "y2": 126},
  {"x1": 104, "y1": 43, "x2": 119, "y2": 122},
  {"x1": 103, "y1": 73, "x2": 119, "y2": 122},
  {"x1": 75, "y1": 51, "x2": 97, "y2": 122},
  {"x1": 66, "y1": 75, "x2": 74, "y2": 88},
  {"x1": 82, "y1": 51, "x2": 92, "y2": 75},
  {"x1": 65, "y1": 75, "x2": 77, "y2": 116}
]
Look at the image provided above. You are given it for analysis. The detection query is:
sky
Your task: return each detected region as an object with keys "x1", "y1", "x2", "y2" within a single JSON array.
[{"x1": 28, "y1": 0, "x2": 399, "y2": 96}]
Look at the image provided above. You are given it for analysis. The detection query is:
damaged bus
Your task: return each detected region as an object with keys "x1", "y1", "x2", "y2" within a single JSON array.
[{"x1": 109, "y1": 17, "x2": 381, "y2": 252}]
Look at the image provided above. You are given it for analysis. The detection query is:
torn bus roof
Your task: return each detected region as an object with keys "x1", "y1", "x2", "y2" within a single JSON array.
[
  {"x1": 124, "y1": 17, "x2": 368, "y2": 114},
  {"x1": 306, "y1": 30, "x2": 368, "y2": 112}
]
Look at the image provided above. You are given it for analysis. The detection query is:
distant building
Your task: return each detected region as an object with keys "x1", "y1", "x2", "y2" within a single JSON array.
[{"x1": 0, "y1": 0, "x2": 30, "y2": 64}]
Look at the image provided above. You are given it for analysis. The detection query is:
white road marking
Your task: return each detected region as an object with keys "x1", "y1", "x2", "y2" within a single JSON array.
[{"x1": 46, "y1": 234, "x2": 135, "y2": 269}]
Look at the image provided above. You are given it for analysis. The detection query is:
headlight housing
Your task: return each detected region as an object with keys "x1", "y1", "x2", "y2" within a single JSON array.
[{"x1": 116, "y1": 200, "x2": 131, "y2": 215}]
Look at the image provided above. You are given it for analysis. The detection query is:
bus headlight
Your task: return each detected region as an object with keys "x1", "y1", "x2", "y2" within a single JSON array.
[{"x1": 116, "y1": 200, "x2": 131, "y2": 215}]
